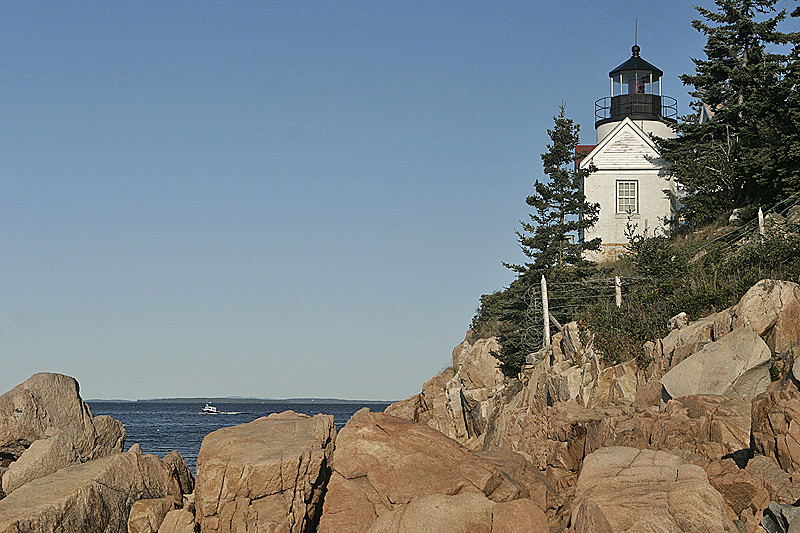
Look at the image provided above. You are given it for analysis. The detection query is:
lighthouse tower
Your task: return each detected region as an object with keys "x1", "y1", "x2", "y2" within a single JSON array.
[{"x1": 578, "y1": 45, "x2": 679, "y2": 261}]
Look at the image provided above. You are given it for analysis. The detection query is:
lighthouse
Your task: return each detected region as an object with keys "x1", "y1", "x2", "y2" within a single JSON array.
[{"x1": 578, "y1": 45, "x2": 679, "y2": 261}]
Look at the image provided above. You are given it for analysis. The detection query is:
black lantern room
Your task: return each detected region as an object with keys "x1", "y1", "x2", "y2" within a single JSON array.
[{"x1": 595, "y1": 45, "x2": 677, "y2": 128}]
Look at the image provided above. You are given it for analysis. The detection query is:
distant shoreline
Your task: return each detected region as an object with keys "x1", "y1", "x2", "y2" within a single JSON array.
[{"x1": 87, "y1": 397, "x2": 397, "y2": 404}]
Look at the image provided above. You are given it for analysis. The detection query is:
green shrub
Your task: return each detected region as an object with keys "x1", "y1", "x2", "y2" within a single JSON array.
[{"x1": 579, "y1": 222, "x2": 800, "y2": 366}]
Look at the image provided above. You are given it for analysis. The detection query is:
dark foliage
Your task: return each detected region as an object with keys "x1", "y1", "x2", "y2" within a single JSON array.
[
  {"x1": 506, "y1": 104, "x2": 600, "y2": 273},
  {"x1": 657, "y1": 0, "x2": 798, "y2": 226}
]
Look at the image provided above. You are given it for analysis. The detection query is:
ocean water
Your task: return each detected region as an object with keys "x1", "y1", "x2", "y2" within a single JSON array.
[{"x1": 87, "y1": 399, "x2": 391, "y2": 472}]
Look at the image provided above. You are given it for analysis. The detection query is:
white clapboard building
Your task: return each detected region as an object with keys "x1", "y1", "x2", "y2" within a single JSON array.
[{"x1": 578, "y1": 45, "x2": 679, "y2": 261}]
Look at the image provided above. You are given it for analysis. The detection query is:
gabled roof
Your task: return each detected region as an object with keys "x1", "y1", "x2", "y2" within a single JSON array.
[{"x1": 579, "y1": 117, "x2": 663, "y2": 171}]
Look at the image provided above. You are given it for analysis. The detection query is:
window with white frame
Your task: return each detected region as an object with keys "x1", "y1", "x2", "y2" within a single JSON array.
[{"x1": 617, "y1": 180, "x2": 638, "y2": 214}]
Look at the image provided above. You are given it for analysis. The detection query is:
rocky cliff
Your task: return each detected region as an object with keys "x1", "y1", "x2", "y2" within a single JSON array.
[
  {"x1": 0, "y1": 373, "x2": 191, "y2": 533},
  {"x1": 385, "y1": 278, "x2": 800, "y2": 531},
  {"x1": 1, "y1": 279, "x2": 799, "y2": 532}
]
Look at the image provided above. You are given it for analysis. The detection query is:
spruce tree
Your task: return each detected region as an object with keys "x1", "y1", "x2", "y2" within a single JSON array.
[
  {"x1": 487, "y1": 105, "x2": 600, "y2": 375},
  {"x1": 752, "y1": 7, "x2": 800, "y2": 202},
  {"x1": 658, "y1": 0, "x2": 793, "y2": 223},
  {"x1": 508, "y1": 104, "x2": 600, "y2": 273}
]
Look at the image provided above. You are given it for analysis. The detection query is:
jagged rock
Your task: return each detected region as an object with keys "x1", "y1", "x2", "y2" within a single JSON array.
[
  {"x1": 661, "y1": 327, "x2": 772, "y2": 400},
  {"x1": 194, "y1": 411, "x2": 334, "y2": 533},
  {"x1": 672, "y1": 394, "x2": 752, "y2": 457},
  {"x1": 162, "y1": 451, "x2": 193, "y2": 495},
  {"x1": 382, "y1": 393, "x2": 423, "y2": 421},
  {"x1": 762, "y1": 501, "x2": 800, "y2": 533},
  {"x1": 769, "y1": 297, "x2": 800, "y2": 363},
  {"x1": 474, "y1": 449, "x2": 553, "y2": 511},
  {"x1": 0, "y1": 373, "x2": 126, "y2": 495},
  {"x1": 317, "y1": 411, "x2": 534, "y2": 533},
  {"x1": 353, "y1": 278, "x2": 800, "y2": 533},
  {"x1": 569, "y1": 446, "x2": 737, "y2": 532},
  {"x1": 452, "y1": 336, "x2": 504, "y2": 390},
  {"x1": 655, "y1": 280, "x2": 800, "y2": 382},
  {"x1": 0, "y1": 449, "x2": 182, "y2": 532},
  {"x1": 633, "y1": 380, "x2": 664, "y2": 407},
  {"x1": 530, "y1": 339, "x2": 637, "y2": 409},
  {"x1": 158, "y1": 509, "x2": 195, "y2": 533},
  {"x1": 384, "y1": 336, "x2": 507, "y2": 447},
  {"x1": 752, "y1": 381, "x2": 800, "y2": 475},
  {"x1": 366, "y1": 493, "x2": 548, "y2": 533},
  {"x1": 552, "y1": 321, "x2": 592, "y2": 365},
  {"x1": 0, "y1": 373, "x2": 125, "y2": 462},
  {"x1": 482, "y1": 400, "x2": 607, "y2": 473},
  {"x1": 546, "y1": 362, "x2": 586, "y2": 404},
  {"x1": 583, "y1": 360, "x2": 639, "y2": 408},
  {"x1": 746, "y1": 455, "x2": 800, "y2": 504},
  {"x1": 128, "y1": 497, "x2": 177, "y2": 533},
  {"x1": 705, "y1": 458, "x2": 770, "y2": 524},
  {"x1": 483, "y1": 391, "x2": 752, "y2": 484},
  {"x1": 181, "y1": 492, "x2": 195, "y2": 516}
]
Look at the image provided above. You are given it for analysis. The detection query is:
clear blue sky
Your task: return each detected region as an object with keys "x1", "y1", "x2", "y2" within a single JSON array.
[{"x1": 2, "y1": 1, "x2": 713, "y2": 400}]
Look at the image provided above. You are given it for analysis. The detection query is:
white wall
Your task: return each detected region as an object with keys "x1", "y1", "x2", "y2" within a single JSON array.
[
  {"x1": 583, "y1": 169, "x2": 674, "y2": 262},
  {"x1": 581, "y1": 117, "x2": 676, "y2": 262}
]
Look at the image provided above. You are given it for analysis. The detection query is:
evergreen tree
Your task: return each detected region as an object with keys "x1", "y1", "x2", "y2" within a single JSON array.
[
  {"x1": 507, "y1": 104, "x2": 600, "y2": 273},
  {"x1": 658, "y1": 0, "x2": 793, "y2": 224},
  {"x1": 482, "y1": 105, "x2": 600, "y2": 375},
  {"x1": 752, "y1": 7, "x2": 800, "y2": 202}
]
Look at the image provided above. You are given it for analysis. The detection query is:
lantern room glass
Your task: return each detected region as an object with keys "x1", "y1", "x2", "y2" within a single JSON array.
[{"x1": 611, "y1": 72, "x2": 661, "y2": 97}]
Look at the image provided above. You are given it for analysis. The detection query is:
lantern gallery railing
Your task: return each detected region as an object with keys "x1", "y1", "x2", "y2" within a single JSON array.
[{"x1": 594, "y1": 94, "x2": 677, "y2": 124}]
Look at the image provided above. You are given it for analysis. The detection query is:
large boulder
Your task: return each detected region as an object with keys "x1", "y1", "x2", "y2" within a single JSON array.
[
  {"x1": 659, "y1": 309, "x2": 733, "y2": 368},
  {"x1": 660, "y1": 327, "x2": 772, "y2": 400},
  {"x1": 0, "y1": 373, "x2": 125, "y2": 494},
  {"x1": 317, "y1": 410, "x2": 542, "y2": 533},
  {"x1": 1, "y1": 430, "x2": 79, "y2": 495},
  {"x1": 194, "y1": 411, "x2": 335, "y2": 533},
  {"x1": 366, "y1": 492, "x2": 548, "y2": 533},
  {"x1": 162, "y1": 451, "x2": 193, "y2": 496},
  {"x1": 733, "y1": 279, "x2": 800, "y2": 375},
  {"x1": 569, "y1": 447, "x2": 737, "y2": 532},
  {"x1": 0, "y1": 449, "x2": 182, "y2": 532},
  {"x1": 646, "y1": 279, "x2": 800, "y2": 382},
  {"x1": 732, "y1": 280, "x2": 800, "y2": 338}
]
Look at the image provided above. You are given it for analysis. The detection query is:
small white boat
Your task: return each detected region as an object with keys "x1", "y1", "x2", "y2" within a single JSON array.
[{"x1": 201, "y1": 402, "x2": 218, "y2": 414}]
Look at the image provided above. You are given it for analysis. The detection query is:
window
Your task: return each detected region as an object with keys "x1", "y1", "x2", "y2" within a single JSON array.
[{"x1": 617, "y1": 181, "x2": 638, "y2": 214}]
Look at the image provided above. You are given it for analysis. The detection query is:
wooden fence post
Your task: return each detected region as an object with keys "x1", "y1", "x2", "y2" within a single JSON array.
[
  {"x1": 615, "y1": 276, "x2": 622, "y2": 308},
  {"x1": 541, "y1": 275, "x2": 550, "y2": 347},
  {"x1": 759, "y1": 207, "x2": 765, "y2": 237}
]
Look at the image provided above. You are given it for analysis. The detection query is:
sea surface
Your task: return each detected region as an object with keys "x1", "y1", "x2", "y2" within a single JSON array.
[{"x1": 87, "y1": 399, "x2": 392, "y2": 472}]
